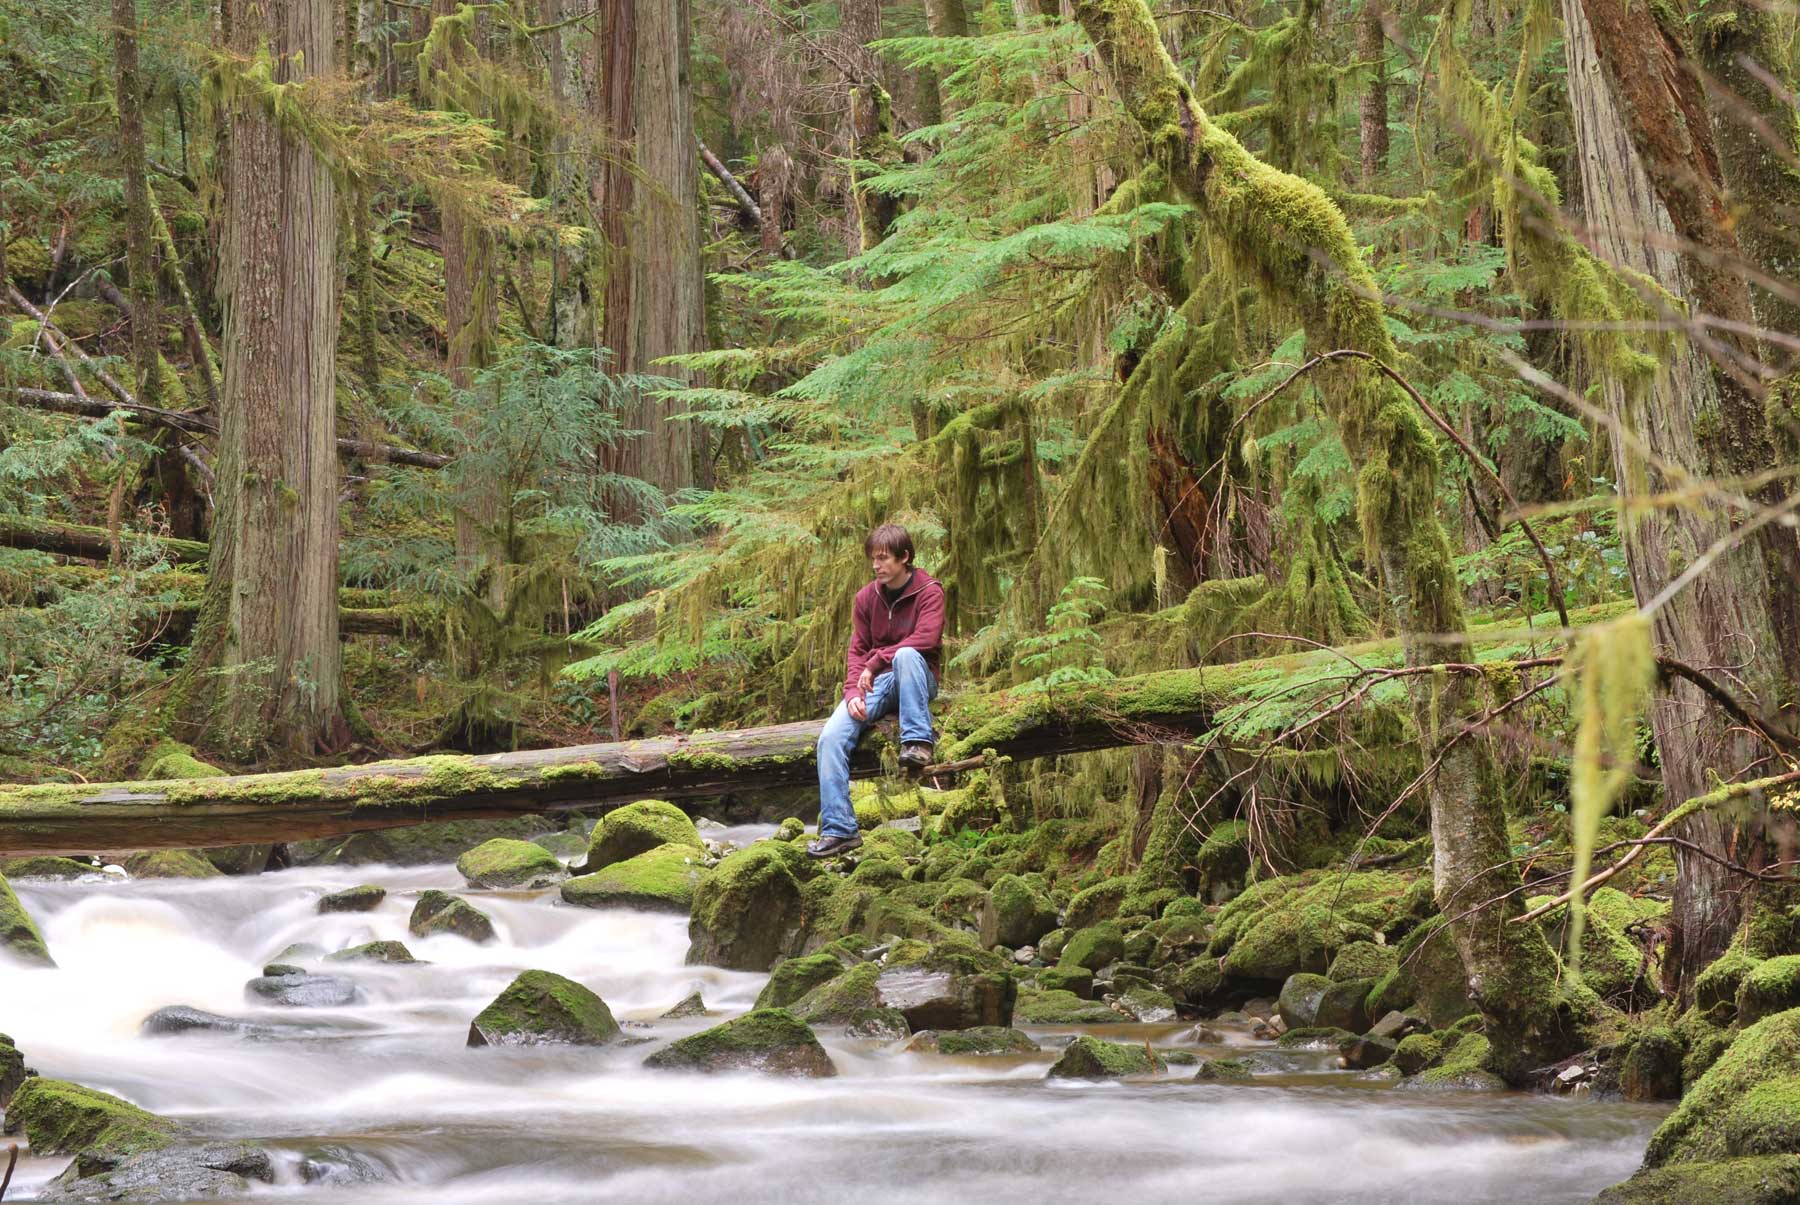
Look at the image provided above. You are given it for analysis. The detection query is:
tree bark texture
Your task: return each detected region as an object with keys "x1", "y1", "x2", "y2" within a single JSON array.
[
  {"x1": 178, "y1": 0, "x2": 350, "y2": 760},
  {"x1": 1071, "y1": 0, "x2": 1575, "y2": 1080},
  {"x1": 596, "y1": 0, "x2": 708, "y2": 509},
  {"x1": 114, "y1": 0, "x2": 161, "y2": 409},
  {"x1": 1564, "y1": 0, "x2": 1790, "y2": 990},
  {"x1": 1357, "y1": 0, "x2": 1388, "y2": 185}
]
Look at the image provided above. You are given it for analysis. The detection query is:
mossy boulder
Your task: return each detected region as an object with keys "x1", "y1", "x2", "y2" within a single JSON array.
[
  {"x1": 1619, "y1": 1027, "x2": 1685, "y2": 1102},
  {"x1": 687, "y1": 842, "x2": 809, "y2": 971},
  {"x1": 408, "y1": 890, "x2": 496, "y2": 943},
  {"x1": 467, "y1": 970, "x2": 620, "y2": 1047},
  {"x1": 849, "y1": 857, "x2": 907, "y2": 888},
  {"x1": 317, "y1": 884, "x2": 386, "y2": 914},
  {"x1": 1647, "y1": 1009, "x2": 1800, "y2": 1167},
  {"x1": 0, "y1": 872, "x2": 53, "y2": 965},
  {"x1": 1327, "y1": 941, "x2": 1396, "y2": 983},
  {"x1": 861, "y1": 827, "x2": 922, "y2": 860},
  {"x1": 562, "y1": 842, "x2": 707, "y2": 913},
  {"x1": 906, "y1": 1027, "x2": 1039, "y2": 1055},
  {"x1": 1529, "y1": 887, "x2": 1663, "y2": 1007},
  {"x1": 1213, "y1": 870, "x2": 1431, "y2": 983},
  {"x1": 1038, "y1": 965, "x2": 1095, "y2": 999},
  {"x1": 325, "y1": 940, "x2": 417, "y2": 964},
  {"x1": 1058, "y1": 922, "x2": 1124, "y2": 973},
  {"x1": 1195, "y1": 820, "x2": 1251, "y2": 901},
  {"x1": 1065, "y1": 878, "x2": 1128, "y2": 931},
  {"x1": 39, "y1": 1140, "x2": 275, "y2": 1201},
  {"x1": 122, "y1": 850, "x2": 220, "y2": 879},
  {"x1": 1148, "y1": 917, "x2": 1213, "y2": 967},
  {"x1": 290, "y1": 816, "x2": 555, "y2": 866},
  {"x1": 1366, "y1": 915, "x2": 1475, "y2": 1028},
  {"x1": 1014, "y1": 987, "x2": 1123, "y2": 1024},
  {"x1": 1, "y1": 1033, "x2": 28, "y2": 1108},
  {"x1": 1276, "y1": 972, "x2": 1366, "y2": 1032},
  {"x1": 980, "y1": 874, "x2": 1059, "y2": 948},
  {"x1": 1695, "y1": 944, "x2": 1761, "y2": 1024},
  {"x1": 1195, "y1": 1057, "x2": 1253, "y2": 1082},
  {"x1": 758, "y1": 952, "x2": 855, "y2": 1010},
  {"x1": 1392, "y1": 1033, "x2": 1444, "y2": 1076},
  {"x1": 456, "y1": 838, "x2": 568, "y2": 889},
  {"x1": 1597, "y1": 1156, "x2": 1800, "y2": 1205},
  {"x1": 1409, "y1": 1032, "x2": 1504, "y2": 1091},
  {"x1": 1038, "y1": 927, "x2": 1070, "y2": 962},
  {"x1": 642, "y1": 1008, "x2": 836, "y2": 1077},
  {"x1": 1, "y1": 856, "x2": 99, "y2": 880},
  {"x1": 1161, "y1": 958, "x2": 1224, "y2": 1004},
  {"x1": 138, "y1": 740, "x2": 226, "y2": 781},
  {"x1": 1738, "y1": 955, "x2": 1800, "y2": 1026},
  {"x1": 7, "y1": 1078, "x2": 178, "y2": 1167},
  {"x1": 1046, "y1": 1035, "x2": 1165, "y2": 1078},
  {"x1": 1114, "y1": 986, "x2": 1179, "y2": 1022},
  {"x1": 774, "y1": 816, "x2": 806, "y2": 842},
  {"x1": 584, "y1": 800, "x2": 702, "y2": 871}
]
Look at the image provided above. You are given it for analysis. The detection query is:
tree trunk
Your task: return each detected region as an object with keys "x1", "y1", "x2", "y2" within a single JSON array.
[
  {"x1": 175, "y1": 0, "x2": 351, "y2": 762},
  {"x1": 1071, "y1": 0, "x2": 1576, "y2": 1080},
  {"x1": 921, "y1": 0, "x2": 969, "y2": 121},
  {"x1": 596, "y1": 0, "x2": 708, "y2": 511},
  {"x1": 1358, "y1": 0, "x2": 1388, "y2": 186},
  {"x1": 1564, "y1": 0, "x2": 1792, "y2": 990},
  {"x1": 545, "y1": 0, "x2": 595, "y2": 352},
  {"x1": 114, "y1": 0, "x2": 160, "y2": 409}
]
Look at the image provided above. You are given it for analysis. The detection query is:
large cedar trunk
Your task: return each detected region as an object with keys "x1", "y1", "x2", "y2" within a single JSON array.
[
  {"x1": 596, "y1": 0, "x2": 708, "y2": 510},
  {"x1": 1357, "y1": 0, "x2": 1388, "y2": 185},
  {"x1": 176, "y1": 0, "x2": 349, "y2": 760},
  {"x1": 114, "y1": 0, "x2": 159, "y2": 408},
  {"x1": 1563, "y1": 0, "x2": 1791, "y2": 989}
]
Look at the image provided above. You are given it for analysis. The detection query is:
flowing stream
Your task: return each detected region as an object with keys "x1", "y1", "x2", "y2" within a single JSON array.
[{"x1": 4, "y1": 842, "x2": 1665, "y2": 1204}]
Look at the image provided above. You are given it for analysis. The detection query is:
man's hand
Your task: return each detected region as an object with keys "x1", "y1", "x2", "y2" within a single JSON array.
[
  {"x1": 848, "y1": 666, "x2": 874, "y2": 721},
  {"x1": 848, "y1": 696, "x2": 867, "y2": 722},
  {"x1": 857, "y1": 666, "x2": 874, "y2": 695}
]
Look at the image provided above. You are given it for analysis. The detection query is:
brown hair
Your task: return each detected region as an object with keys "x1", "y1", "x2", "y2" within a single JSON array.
[{"x1": 863, "y1": 523, "x2": 914, "y2": 565}]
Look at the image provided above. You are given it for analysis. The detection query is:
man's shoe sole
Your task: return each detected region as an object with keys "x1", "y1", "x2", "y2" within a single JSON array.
[{"x1": 807, "y1": 837, "x2": 862, "y2": 858}]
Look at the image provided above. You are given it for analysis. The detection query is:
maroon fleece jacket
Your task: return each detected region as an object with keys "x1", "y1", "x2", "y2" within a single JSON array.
[{"x1": 844, "y1": 568, "x2": 945, "y2": 701}]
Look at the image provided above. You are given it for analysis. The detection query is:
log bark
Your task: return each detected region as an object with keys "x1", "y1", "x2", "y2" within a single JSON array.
[
  {"x1": 9, "y1": 386, "x2": 451, "y2": 469},
  {"x1": 1070, "y1": 0, "x2": 1574, "y2": 1081},
  {"x1": 0, "y1": 514, "x2": 209, "y2": 565}
]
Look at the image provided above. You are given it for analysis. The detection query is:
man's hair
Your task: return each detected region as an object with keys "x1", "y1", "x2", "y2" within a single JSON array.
[{"x1": 863, "y1": 523, "x2": 914, "y2": 565}]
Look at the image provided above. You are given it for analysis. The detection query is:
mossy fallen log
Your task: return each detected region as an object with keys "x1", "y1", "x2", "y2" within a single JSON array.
[
  {"x1": 0, "y1": 604, "x2": 1618, "y2": 854},
  {"x1": 0, "y1": 514, "x2": 209, "y2": 566}
]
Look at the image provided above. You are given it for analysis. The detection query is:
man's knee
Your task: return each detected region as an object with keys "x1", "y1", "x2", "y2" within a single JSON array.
[{"x1": 893, "y1": 646, "x2": 925, "y2": 672}]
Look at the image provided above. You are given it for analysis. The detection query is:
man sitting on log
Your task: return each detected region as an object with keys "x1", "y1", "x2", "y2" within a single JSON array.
[{"x1": 807, "y1": 523, "x2": 946, "y2": 858}]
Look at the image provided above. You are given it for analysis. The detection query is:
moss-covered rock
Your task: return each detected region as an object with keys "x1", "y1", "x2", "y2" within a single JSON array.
[
  {"x1": 1409, "y1": 1032, "x2": 1504, "y2": 1091},
  {"x1": 1014, "y1": 987, "x2": 1123, "y2": 1024},
  {"x1": 687, "y1": 841, "x2": 809, "y2": 971},
  {"x1": 1161, "y1": 958, "x2": 1224, "y2": 1004},
  {"x1": 1114, "y1": 985, "x2": 1179, "y2": 1022},
  {"x1": 407, "y1": 890, "x2": 496, "y2": 943},
  {"x1": 980, "y1": 874, "x2": 1059, "y2": 948},
  {"x1": 1212, "y1": 870, "x2": 1430, "y2": 983},
  {"x1": 325, "y1": 940, "x2": 417, "y2": 964},
  {"x1": 0, "y1": 872, "x2": 53, "y2": 966},
  {"x1": 774, "y1": 816, "x2": 806, "y2": 842},
  {"x1": 861, "y1": 827, "x2": 922, "y2": 860},
  {"x1": 7, "y1": 1077, "x2": 178, "y2": 1165},
  {"x1": 201, "y1": 844, "x2": 277, "y2": 876},
  {"x1": 1195, "y1": 820, "x2": 1251, "y2": 901},
  {"x1": 39, "y1": 1140, "x2": 275, "y2": 1200},
  {"x1": 642, "y1": 1008, "x2": 836, "y2": 1076},
  {"x1": 1038, "y1": 927, "x2": 1070, "y2": 962},
  {"x1": 1046, "y1": 1035, "x2": 1165, "y2": 1078},
  {"x1": 1277, "y1": 1025, "x2": 1357, "y2": 1050},
  {"x1": 1327, "y1": 941, "x2": 1396, "y2": 982},
  {"x1": 1058, "y1": 922, "x2": 1124, "y2": 973},
  {"x1": 1, "y1": 856, "x2": 99, "y2": 880},
  {"x1": 317, "y1": 883, "x2": 387, "y2": 914},
  {"x1": 1619, "y1": 1027, "x2": 1685, "y2": 1102},
  {"x1": 584, "y1": 800, "x2": 702, "y2": 871},
  {"x1": 1195, "y1": 1057, "x2": 1253, "y2": 1082},
  {"x1": 1, "y1": 1033, "x2": 28, "y2": 1108},
  {"x1": 1392, "y1": 1032, "x2": 1444, "y2": 1076},
  {"x1": 467, "y1": 970, "x2": 620, "y2": 1047},
  {"x1": 1597, "y1": 1156, "x2": 1800, "y2": 1204},
  {"x1": 1738, "y1": 955, "x2": 1800, "y2": 1026},
  {"x1": 456, "y1": 838, "x2": 568, "y2": 889},
  {"x1": 122, "y1": 850, "x2": 220, "y2": 879},
  {"x1": 1676, "y1": 1006, "x2": 1734, "y2": 1086},
  {"x1": 758, "y1": 952, "x2": 855, "y2": 1010},
  {"x1": 138, "y1": 740, "x2": 226, "y2": 781},
  {"x1": 849, "y1": 857, "x2": 907, "y2": 888},
  {"x1": 1065, "y1": 878, "x2": 1128, "y2": 931},
  {"x1": 1038, "y1": 965, "x2": 1095, "y2": 999},
  {"x1": 1695, "y1": 944, "x2": 1760, "y2": 1024},
  {"x1": 291, "y1": 817, "x2": 556, "y2": 866},
  {"x1": 1528, "y1": 887, "x2": 1663, "y2": 1007},
  {"x1": 1366, "y1": 915, "x2": 1475, "y2": 1028},
  {"x1": 562, "y1": 842, "x2": 707, "y2": 913},
  {"x1": 1648, "y1": 1009, "x2": 1800, "y2": 1166},
  {"x1": 906, "y1": 1026, "x2": 1039, "y2": 1055}
]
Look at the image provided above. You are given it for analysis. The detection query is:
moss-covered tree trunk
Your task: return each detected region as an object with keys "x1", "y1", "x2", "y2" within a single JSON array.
[
  {"x1": 595, "y1": 0, "x2": 708, "y2": 511},
  {"x1": 1071, "y1": 0, "x2": 1575, "y2": 1079},
  {"x1": 113, "y1": 0, "x2": 159, "y2": 409},
  {"x1": 1565, "y1": 0, "x2": 1799, "y2": 991},
  {"x1": 1357, "y1": 0, "x2": 1388, "y2": 185},
  {"x1": 175, "y1": 0, "x2": 350, "y2": 761}
]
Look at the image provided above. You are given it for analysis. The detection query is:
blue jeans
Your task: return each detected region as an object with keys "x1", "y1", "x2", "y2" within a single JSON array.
[{"x1": 816, "y1": 646, "x2": 938, "y2": 837}]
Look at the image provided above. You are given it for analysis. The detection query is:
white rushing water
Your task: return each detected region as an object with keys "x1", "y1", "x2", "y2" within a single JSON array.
[{"x1": 2, "y1": 861, "x2": 1664, "y2": 1203}]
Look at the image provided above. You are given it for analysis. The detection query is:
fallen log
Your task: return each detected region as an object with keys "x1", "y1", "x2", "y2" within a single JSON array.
[
  {"x1": 0, "y1": 603, "x2": 1620, "y2": 855},
  {"x1": 0, "y1": 514, "x2": 209, "y2": 566},
  {"x1": 9, "y1": 387, "x2": 452, "y2": 470}
]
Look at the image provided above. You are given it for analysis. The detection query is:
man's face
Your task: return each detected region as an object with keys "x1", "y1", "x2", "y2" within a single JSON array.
[{"x1": 870, "y1": 546, "x2": 909, "y2": 587}]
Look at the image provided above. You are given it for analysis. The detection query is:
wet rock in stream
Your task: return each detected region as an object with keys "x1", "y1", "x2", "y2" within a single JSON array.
[
  {"x1": 643, "y1": 1008, "x2": 837, "y2": 1076},
  {"x1": 316, "y1": 883, "x2": 386, "y2": 913},
  {"x1": 140, "y1": 1006, "x2": 273, "y2": 1038},
  {"x1": 456, "y1": 838, "x2": 569, "y2": 889},
  {"x1": 408, "y1": 889, "x2": 496, "y2": 943},
  {"x1": 467, "y1": 969, "x2": 621, "y2": 1047},
  {"x1": 41, "y1": 1142, "x2": 275, "y2": 1202},
  {"x1": 244, "y1": 969, "x2": 363, "y2": 1008}
]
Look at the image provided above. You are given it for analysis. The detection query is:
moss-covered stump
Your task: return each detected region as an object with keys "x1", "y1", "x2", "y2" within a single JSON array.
[
  {"x1": 642, "y1": 1008, "x2": 837, "y2": 1076},
  {"x1": 7, "y1": 1077, "x2": 179, "y2": 1167},
  {"x1": 122, "y1": 850, "x2": 220, "y2": 879},
  {"x1": 467, "y1": 970, "x2": 621, "y2": 1047},
  {"x1": 1211, "y1": 870, "x2": 1431, "y2": 983},
  {"x1": 317, "y1": 884, "x2": 386, "y2": 914},
  {"x1": 325, "y1": 940, "x2": 417, "y2": 964},
  {"x1": 1, "y1": 856, "x2": 99, "y2": 880},
  {"x1": 757, "y1": 952, "x2": 855, "y2": 1010},
  {"x1": 0, "y1": 871, "x2": 53, "y2": 965},
  {"x1": 1647, "y1": 1009, "x2": 1800, "y2": 1167},
  {"x1": 1737, "y1": 956, "x2": 1800, "y2": 1026},
  {"x1": 408, "y1": 890, "x2": 496, "y2": 943},
  {"x1": 1046, "y1": 1035, "x2": 1165, "y2": 1078},
  {"x1": 1014, "y1": 987, "x2": 1124, "y2": 1024},
  {"x1": 562, "y1": 843, "x2": 707, "y2": 913},
  {"x1": 583, "y1": 800, "x2": 702, "y2": 871},
  {"x1": 906, "y1": 1027, "x2": 1040, "y2": 1055},
  {"x1": 1597, "y1": 1156, "x2": 1800, "y2": 1205},
  {"x1": 1058, "y1": 922, "x2": 1124, "y2": 973},
  {"x1": 687, "y1": 842, "x2": 810, "y2": 971},
  {"x1": 456, "y1": 838, "x2": 568, "y2": 890}
]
